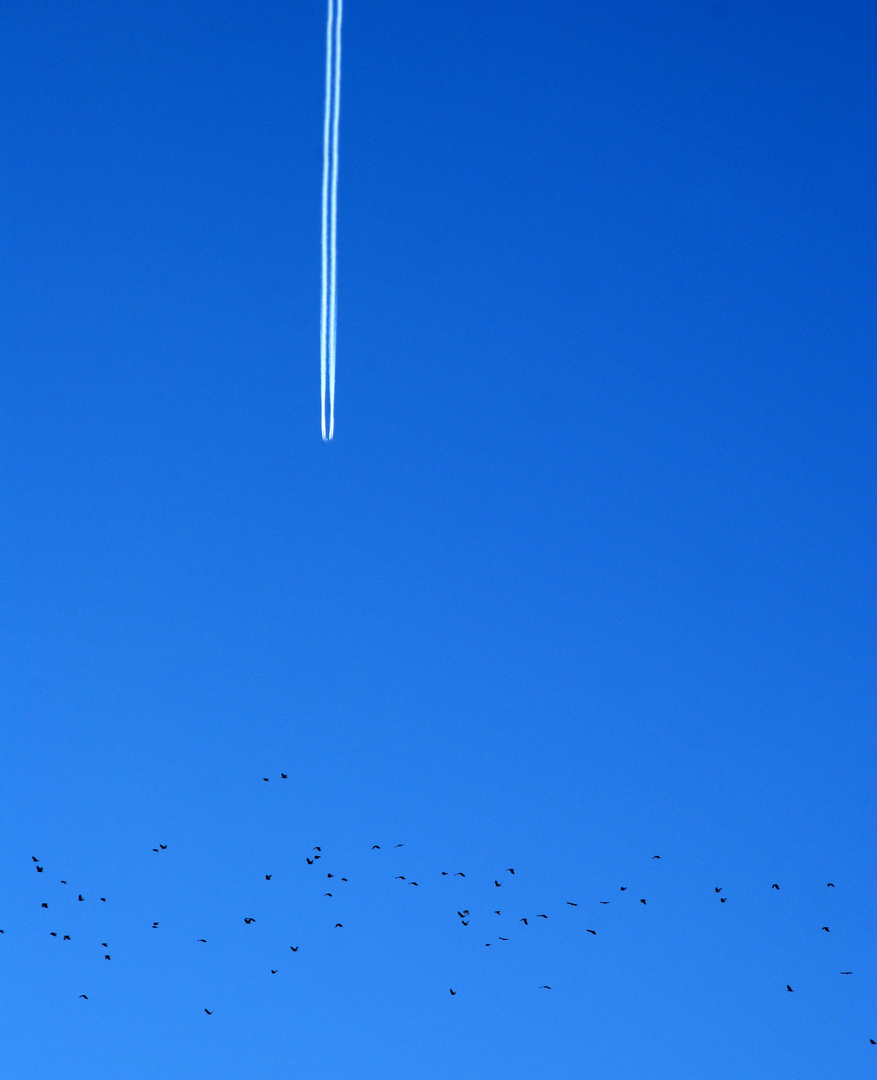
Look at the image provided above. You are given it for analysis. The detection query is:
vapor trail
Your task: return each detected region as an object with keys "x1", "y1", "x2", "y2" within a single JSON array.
[{"x1": 320, "y1": 0, "x2": 342, "y2": 440}]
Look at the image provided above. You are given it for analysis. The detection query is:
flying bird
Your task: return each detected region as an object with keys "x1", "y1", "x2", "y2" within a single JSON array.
[
  {"x1": 205, "y1": 1009, "x2": 213, "y2": 1015},
  {"x1": 281, "y1": 774, "x2": 287, "y2": 779},
  {"x1": 599, "y1": 901, "x2": 610, "y2": 905},
  {"x1": 449, "y1": 989, "x2": 456, "y2": 995},
  {"x1": 50, "y1": 932, "x2": 57, "y2": 937},
  {"x1": 263, "y1": 778, "x2": 269, "y2": 782},
  {"x1": 620, "y1": 887, "x2": 627, "y2": 891},
  {"x1": 409, "y1": 881, "x2": 419, "y2": 886},
  {"x1": 506, "y1": 869, "x2": 515, "y2": 874},
  {"x1": 786, "y1": 985, "x2": 793, "y2": 992},
  {"x1": 538, "y1": 985, "x2": 551, "y2": 990},
  {"x1": 537, "y1": 914, "x2": 548, "y2": 919},
  {"x1": 152, "y1": 922, "x2": 159, "y2": 929},
  {"x1": 36, "y1": 866, "x2": 43, "y2": 873},
  {"x1": 78, "y1": 895, "x2": 84, "y2": 902},
  {"x1": 772, "y1": 884, "x2": 780, "y2": 890},
  {"x1": 520, "y1": 918, "x2": 528, "y2": 925},
  {"x1": 270, "y1": 970, "x2": 278, "y2": 974},
  {"x1": 327, "y1": 873, "x2": 334, "y2": 878},
  {"x1": 244, "y1": 918, "x2": 256, "y2": 924},
  {"x1": 653, "y1": 855, "x2": 660, "y2": 859},
  {"x1": 324, "y1": 893, "x2": 333, "y2": 897},
  {"x1": 586, "y1": 929, "x2": 597, "y2": 935},
  {"x1": 827, "y1": 883, "x2": 835, "y2": 887},
  {"x1": 494, "y1": 910, "x2": 501, "y2": 915},
  {"x1": 396, "y1": 876, "x2": 405, "y2": 880},
  {"x1": 640, "y1": 899, "x2": 647, "y2": 905},
  {"x1": 160, "y1": 844, "x2": 167, "y2": 850},
  {"x1": 455, "y1": 873, "x2": 465, "y2": 877},
  {"x1": 32, "y1": 857, "x2": 38, "y2": 862},
  {"x1": 290, "y1": 946, "x2": 299, "y2": 952},
  {"x1": 499, "y1": 936, "x2": 508, "y2": 941},
  {"x1": 104, "y1": 955, "x2": 111, "y2": 961},
  {"x1": 41, "y1": 903, "x2": 48, "y2": 909},
  {"x1": 79, "y1": 995, "x2": 88, "y2": 1000},
  {"x1": 63, "y1": 935, "x2": 70, "y2": 941},
  {"x1": 198, "y1": 939, "x2": 207, "y2": 943},
  {"x1": 567, "y1": 902, "x2": 578, "y2": 907},
  {"x1": 822, "y1": 927, "x2": 830, "y2": 932},
  {"x1": 495, "y1": 881, "x2": 502, "y2": 887},
  {"x1": 372, "y1": 845, "x2": 380, "y2": 850},
  {"x1": 265, "y1": 875, "x2": 272, "y2": 881},
  {"x1": 335, "y1": 923, "x2": 343, "y2": 928},
  {"x1": 461, "y1": 920, "x2": 469, "y2": 926},
  {"x1": 840, "y1": 971, "x2": 852, "y2": 975},
  {"x1": 720, "y1": 898, "x2": 727, "y2": 903},
  {"x1": 307, "y1": 858, "x2": 314, "y2": 864},
  {"x1": 715, "y1": 888, "x2": 722, "y2": 893},
  {"x1": 314, "y1": 847, "x2": 322, "y2": 852}
]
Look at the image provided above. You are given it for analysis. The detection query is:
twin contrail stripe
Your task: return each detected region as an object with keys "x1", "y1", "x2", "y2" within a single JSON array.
[{"x1": 321, "y1": 0, "x2": 342, "y2": 441}]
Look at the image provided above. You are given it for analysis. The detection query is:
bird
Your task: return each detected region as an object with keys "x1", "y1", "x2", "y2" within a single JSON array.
[
  {"x1": 567, "y1": 902, "x2": 578, "y2": 907},
  {"x1": 538, "y1": 985, "x2": 551, "y2": 990},
  {"x1": 520, "y1": 918, "x2": 528, "y2": 925},
  {"x1": 36, "y1": 866, "x2": 43, "y2": 873},
  {"x1": 341, "y1": 877, "x2": 348, "y2": 882},
  {"x1": 822, "y1": 926, "x2": 830, "y2": 932},
  {"x1": 461, "y1": 920, "x2": 469, "y2": 926},
  {"x1": 197, "y1": 939, "x2": 207, "y2": 943},
  {"x1": 50, "y1": 932, "x2": 57, "y2": 937},
  {"x1": 827, "y1": 883, "x2": 835, "y2": 887},
  {"x1": 41, "y1": 903, "x2": 48, "y2": 909},
  {"x1": 327, "y1": 873, "x2": 334, "y2": 878},
  {"x1": 786, "y1": 985, "x2": 793, "y2": 992},
  {"x1": 537, "y1": 914, "x2": 548, "y2": 919},
  {"x1": 586, "y1": 929, "x2": 597, "y2": 935},
  {"x1": 290, "y1": 946, "x2": 299, "y2": 952},
  {"x1": 159, "y1": 844, "x2": 167, "y2": 850},
  {"x1": 715, "y1": 888, "x2": 722, "y2": 893},
  {"x1": 499, "y1": 936, "x2": 508, "y2": 941},
  {"x1": 152, "y1": 848, "x2": 159, "y2": 852},
  {"x1": 653, "y1": 855, "x2": 660, "y2": 859},
  {"x1": 335, "y1": 923, "x2": 343, "y2": 928},
  {"x1": 372, "y1": 845, "x2": 380, "y2": 850},
  {"x1": 265, "y1": 875, "x2": 272, "y2": 881},
  {"x1": 152, "y1": 922, "x2": 159, "y2": 929},
  {"x1": 281, "y1": 773, "x2": 287, "y2": 779},
  {"x1": 442, "y1": 871, "x2": 448, "y2": 875},
  {"x1": 409, "y1": 881, "x2": 419, "y2": 886},
  {"x1": 457, "y1": 911, "x2": 467, "y2": 918},
  {"x1": 395, "y1": 844, "x2": 404, "y2": 848},
  {"x1": 102, "y1": 943, "x2": 108, "y2": 948},
  {"x1": 104, "y1": 955, "x2": 111, "y2": 961},
  {"x1": 600, "y1": 901, "x2": 610, "y2": 905},
  {"x1": 485, "y1": 943, "x2": 491, "y2": 947},
  {"x1": 100, "y1": 898, "x2": 106, "y2": 902},
  {"x1": 840, "y1": 971, "x2": 853, "y2": 975},
  {"x1": 620, "y1": 886, "x2": 627, "y2": 891},
  {"x1": 870, "y1": 1039, "x2": 875, "y2": 1044},
  {"x1": 205, "y1": 1009, "x2": 213, "y2": 1015},
  {"x1": 494, "y1": 910, "x2": 501, "y2": 915},
  {"x1": 506, "y1": 869, "x2": 515, "y2": 875},
  {"x1": 720, "y1": 898, "x2": 727, "y2": 903},
  {"x1": 455, "y1": 872, "x2": 465, "y2": 877},
  {"x1": 495, "y1": 881, "x2": 502, "y2": 887},
  {"x1": 772, "y1": 884, "x2": 780, "y2": 890},
  {"x1": 640, "y1": 899, "x2": 647, "y2": 905},
  {"x1": 79, "y1": 995, "x2": 88, "y2": 1000},
  {"x1": 270, "y1": 970, "x2": 278, "y2": 974},
  {"x1": 396, "y1": 876, "x2": 405, "y2": 880},
  {"x1": 61, "y1": 881, "x2": 67, "y2": 885},
  {"x1": 449, "y1": 989, "x2": 456, "y2": 995},
  {"x1": 324, "y1": 893, "x2": 333, "y2": 897},
  {"x1": 78, "y1": 895, "x2": 84, "y2": 902},
  {"x1": 244, "y1": 918, "x2": 256, "y2": 924},
  {"x1": 63, "y1": 935, "x2": 70, "y2": 941},
  {"x1": 306, "y1": 857, "x2": 314, "y2": 865},
  {"x1": 314, "y1": 847, "x2": 322, "y2": 852},
  {"x1": 263, "y1": 778, "x2": 269, "y2": 782},
  {"x1": 32, "y1": 857, "x2": 38, "y2": 862}
]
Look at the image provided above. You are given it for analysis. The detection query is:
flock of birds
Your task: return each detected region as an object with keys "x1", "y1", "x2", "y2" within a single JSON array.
[{"x1": 3, "y1": 771, "x2": 872, "y2": 1047}]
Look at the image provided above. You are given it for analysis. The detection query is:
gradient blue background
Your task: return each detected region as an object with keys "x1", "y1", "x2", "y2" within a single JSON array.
[{"x1": 0, "y1": 1, "x2": 874, "y2": 1077}]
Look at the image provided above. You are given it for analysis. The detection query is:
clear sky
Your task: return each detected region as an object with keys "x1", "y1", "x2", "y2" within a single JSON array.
[{"x1": 0, "y1": 1, "x2": 874, "y2": 1077}]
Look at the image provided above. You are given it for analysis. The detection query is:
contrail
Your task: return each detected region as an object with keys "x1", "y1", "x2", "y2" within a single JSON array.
[{"x1": 321, "y1": 0, "x2": 342, "y2": 440}]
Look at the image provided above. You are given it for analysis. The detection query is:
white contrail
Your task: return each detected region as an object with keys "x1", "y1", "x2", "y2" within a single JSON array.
[{"x1": 320, "y1": 0, "x2": 342, "y2": 441}]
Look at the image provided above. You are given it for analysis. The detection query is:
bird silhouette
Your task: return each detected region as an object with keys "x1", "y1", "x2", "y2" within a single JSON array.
[
  {"x1": 198, "y1": 939, "x2": 207, "y2": 943},
  {"x1": 244, "y1": 918, "x2": 255, "y2": 924},
  {"x1": 538, "y1": 985, "x2": 551, "y2": 989},
  {"x1": 78, "y1": 895, "x2": 84, "y2": 902},
  {"x1": 461, "y1": 920, "x2": 469, "y2": 926},
  {"x1": 281, "y1": 774, "x2": 287, "y2": 779},
  {"x1": 506, "y1": 869, "x2": 515, "y2": 875},
  {"x1": 449, "y1": 989, "x2": 456, "y2": 995},
  {"x1": 772, "y1": 884, "x2": 780, "y2": 890},
  {"x1": 324, "y1": 893, "x2": 333, "y2": 897},
  {"x1": 567, "y1": 902, "x2": 578, "y2": 907},
  {"x1": 32, "y1": 857, "x2": 38, "y2": 862},
  {"x1": 715, "y1": 888, "x2": 722, "y2": 893},
  {"x1": 335, "y1": 923, "x2": 343, "y2": 928},
  {"x1": 827, "y1": 883, "x2": 835, "y2": 887},
  {"x1": 262, "y1": 778, "x2": 269, "y2": 782},
  {"x1": 600, "y1": 901, "x2": 610, "y2": 905},
  {"x1": 372, "y1": 845, "x2": 380, "y2": 850},
  {"x1": 640, "y1": 899, "x2": 647, "y2": 905},
  {"x1": 152, "y1": 922, "x2": 159, "y2": 929},
  {"x1": 720, "y1": 898, "x2": 727, "y2": 903},
  {"x1": 409, "y1": 881, "x2": 419, "y2": 886},
  {"x1": 396, "y1": 876, "x2": 405, "y2": 880},
  {"x1": 494, "y1": 910, "x2": 501, "y2": 915},
  {"x1": 270, "y1": 969, "x2": 278, "y2": 974},
  {"x1": 63, "y1": 935, "x2": 70, "y2": 941},
  {"x1": 104, "y1": 955, "x2": 110, "y2": 960},
  {"x1": 205, "y1": 1009, "x2": 213, "y2": 1014},
  {"x1": 395, "y1": 844, "x2": 404, "y2": 847},
  {"x1": 653, "y1": 855, "x2": 660, "y2": 859},
  {"x1": 455, "y1": 873, "x2": 465, "y2": 877},
  {"x1": 620, "y1": 887, "x2": 627, "y2": 891},
  {"x1": 870, "y1": 1039, "x2": 875, "y2": 1044},
  {"x1": 41, "y1": 903, "x2": 48, "y2": 909},
  {"x1": 307, "y1": 857, "x2": 314, "y2": 864},
  {"x1": 840, "y1": 971, "x2": 852, "y2": 974},
  {"x1": 290, "y1": 946, "x2": 299, "y2": 952},
  {"x1": 327, "y1": 873, "x2": 334, "y2": 878},
  {"x1": 786, "y1": 985, "x2": 793, "y2": 992},
  {"x1": 36, "y1": 866, "x2": 43, "y2": 873},
  {"x1": 314, "y1": 847, "x2": 322, "y2": 852},
  {"x1": 586, "y1": 929, "x2": 597, "y2": 935},
  {"x1": 79, "y1": 995, "x2": 88, "y2": 999},
  {"x1": 495, "y1": 881, "x2": 502, "y2": 887},
  {"x1": 265, "y1": 875, "x2": 272, "y2": 881},
  {"x1": 537, "y1": 914, "x2": 547, "y2": 919},
  {"x1": 50, "y1": 932, "x2": 57, "y2": 937},
  {"x1": 520, "y1": 918, "x2": 528, "y2": 925},
  {"x1": 822, "y1": 926, "x2": 830, "y2": 932},
  {"x1": 499, "y1": 936, "x2": 508, "y2": 941},
  {"x1": 159, "y1": 844, "x2": 167, "y2": 850}
]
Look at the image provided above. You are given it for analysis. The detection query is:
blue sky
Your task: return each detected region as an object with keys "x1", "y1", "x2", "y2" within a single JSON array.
[{"x1": 0, "y1": 1, "x2": 874, "y2": 1077}]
